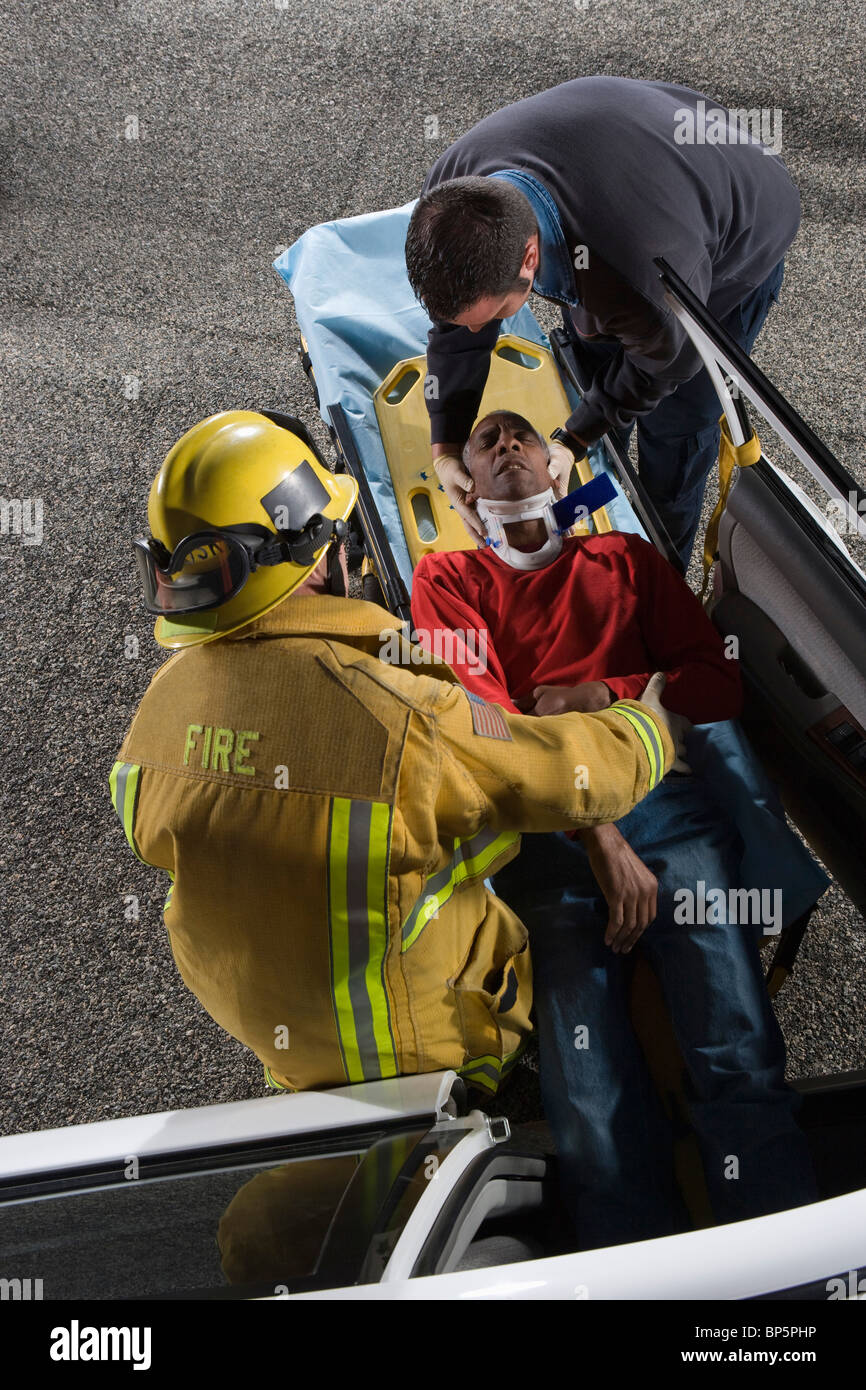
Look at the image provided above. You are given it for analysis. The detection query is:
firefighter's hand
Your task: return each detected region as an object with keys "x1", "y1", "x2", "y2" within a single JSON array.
[
  {"x1": 516, "y1": 682, "x2": 613, "y2": 716},
  {"x1": 579, "y1": 823, "x2": 659, "y2": 953},
  {"x1": 547, "y1": 441, "x2": 575, "y2": 499},
  {"x1": 433, "y1": 453, "x2": 487, "y2": 543},
  {"x1": 638, "y1": 672, "x2": 692, "y2": 774}
]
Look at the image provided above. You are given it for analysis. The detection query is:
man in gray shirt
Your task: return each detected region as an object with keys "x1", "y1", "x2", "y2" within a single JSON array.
[{"x1": 405, "y1": 77, "x2": 799, "y2": 567}]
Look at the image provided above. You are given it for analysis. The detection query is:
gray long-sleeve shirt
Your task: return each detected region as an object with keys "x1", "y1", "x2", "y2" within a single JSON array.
[{"x1": 421, "y1": 76, "x2": 800, "y2": 446}]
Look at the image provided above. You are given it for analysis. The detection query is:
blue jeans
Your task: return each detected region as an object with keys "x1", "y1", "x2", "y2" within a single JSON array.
[
  {"x1": 566, "y1": 260, "x2": 785, "y2": 568},
  {"x1": 492, "y1": 774, "x2": 817, "y2": 1250}
]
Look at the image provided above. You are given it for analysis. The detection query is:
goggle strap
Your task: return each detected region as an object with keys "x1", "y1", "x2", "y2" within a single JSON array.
[
  {"x1": 141, "y1": 514, "x2": 340, "y2": 577},
  {"x1": 255, "y1": 514, "x2": 334, "y2": 569}
]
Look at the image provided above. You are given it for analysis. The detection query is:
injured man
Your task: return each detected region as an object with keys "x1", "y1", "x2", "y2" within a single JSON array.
[{"x1": 411, "y1": 409, "x2": 820, "y2": 1250}]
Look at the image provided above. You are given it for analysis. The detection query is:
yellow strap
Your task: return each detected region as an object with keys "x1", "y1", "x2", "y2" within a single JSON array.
[{"x1": 701, "y1": 417, "x2": 762, "y2": 600}]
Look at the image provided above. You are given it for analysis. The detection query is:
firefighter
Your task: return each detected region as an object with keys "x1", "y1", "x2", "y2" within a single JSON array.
[{"x1": 111, "y1": 409, "x2": 678, "y2": 1095}]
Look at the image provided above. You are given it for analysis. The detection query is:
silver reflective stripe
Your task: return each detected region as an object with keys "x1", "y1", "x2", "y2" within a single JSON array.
[
  {"x1": 114, "y1": 762, "x2": 134, "y2": 814},
  {"x1": 456, "y1": 824, "x2": 500, "y2": 869},
  {"x1": 459, "y1": 1060, "x2": 501, "y2": 1089},
  {"x1": 458, "y1": 1046, "x2": 523, "y2": 1093},
  {"x1": 344, "y1": 800, "x2": 381, "y2": 1076},
  {"x1": 328, "y1": 797, "x2": 398, "y2": 1084},
  {"x1": 624, "y1": 706, "x2": 664, "y2": 786},
  {"x1": 109, "y1": 760, "x2": 145, "y2": 863},
  {"x1": 401, "y1": 825, "x2": 518, "y2": 951},
  {"x1": 610, "y1": 703, "x2": 665, "y2": 789}
]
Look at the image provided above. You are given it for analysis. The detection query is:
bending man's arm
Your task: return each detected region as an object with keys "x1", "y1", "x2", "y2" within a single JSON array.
[
  {"x1": 425, "y1": 318, "x2": 502, "y2": 541},
  {"x1": 425, "y1": 317, "x2": 501, "y2": 447},
  {"x1": 564, "y1": 254, "x2": 711, "y2": 445}
]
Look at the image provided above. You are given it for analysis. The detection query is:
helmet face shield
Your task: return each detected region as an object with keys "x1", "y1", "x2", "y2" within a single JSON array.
[{"x1": 134, "y1": 532, "x2": 251, "y2": 615}]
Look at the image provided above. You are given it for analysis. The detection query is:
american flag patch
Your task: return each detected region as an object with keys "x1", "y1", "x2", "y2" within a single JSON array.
[{"x1": 465, "y1": 689, "x2": 512, "y2": 741}]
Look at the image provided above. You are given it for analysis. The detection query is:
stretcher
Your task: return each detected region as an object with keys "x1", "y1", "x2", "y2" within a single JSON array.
[{"x1": 274, "y1": 203, "x2": 831, "y2": 985}]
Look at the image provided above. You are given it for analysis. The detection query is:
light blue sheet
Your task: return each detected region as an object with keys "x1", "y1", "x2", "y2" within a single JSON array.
[{"x1": 275, "y1": 205, "x2": 829, "y2": 931}]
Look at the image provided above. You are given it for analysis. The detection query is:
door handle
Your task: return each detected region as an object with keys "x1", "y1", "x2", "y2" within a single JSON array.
[{"x1": 778, "y1": 643, "x2": 827, "y2": 700}]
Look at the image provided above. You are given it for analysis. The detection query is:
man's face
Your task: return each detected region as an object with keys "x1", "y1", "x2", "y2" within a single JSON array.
[
  {"x1": 451, "y1": 235, "x2": 538, "y2": 333},
  {"x1": 465, "y1": 413, "x2": 552, "y2": 501},
  {"x1": 452, "y1": 286, "x2": 530, "y2": 332}
]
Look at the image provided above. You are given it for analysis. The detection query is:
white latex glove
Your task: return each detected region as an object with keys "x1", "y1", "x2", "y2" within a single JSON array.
[
  {"x1": 548, "y1": 439, "x2": 579, "y2": 499},
  {"x1": 433, "y1": 453, "x2": 487, "y2": 542},
  {"x1": 637, "y1": 672, "x2": 692, "y2": 775}
]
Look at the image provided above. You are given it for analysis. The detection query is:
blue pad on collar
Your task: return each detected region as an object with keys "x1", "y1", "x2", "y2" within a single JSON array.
[{"x1": 552, "y1": 474, "x2": 618, "y2": 532}]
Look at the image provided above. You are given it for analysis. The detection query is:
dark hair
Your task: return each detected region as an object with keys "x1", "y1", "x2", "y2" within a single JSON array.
[{"x1": 406, "y1": 177, "x2": 538, "y2": 322}]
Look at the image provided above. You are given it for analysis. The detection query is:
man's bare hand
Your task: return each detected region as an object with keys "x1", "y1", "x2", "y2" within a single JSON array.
[
  {"x1": 516, "y1": 681, "x2": 613, "y2": 716},
  {"x1": 579, "y1": 823, "x2": 658, "y2": 953},
  {"x1": 637, "y1": 672, "x2": 692, "y2": 774},
  {"x1": 433, "y1": 453, "x2": 487, "y2": 543}
]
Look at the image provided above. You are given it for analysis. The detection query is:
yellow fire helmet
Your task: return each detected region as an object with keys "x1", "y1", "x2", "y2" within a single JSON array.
[{"x1": 135, "y1": 410, "x2": 358, "y2": 649}]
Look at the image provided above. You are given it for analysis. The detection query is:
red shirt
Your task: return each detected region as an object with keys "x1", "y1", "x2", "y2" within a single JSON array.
[{"x1": 410, "y1": 532, "x2": 742, "y2": 722}]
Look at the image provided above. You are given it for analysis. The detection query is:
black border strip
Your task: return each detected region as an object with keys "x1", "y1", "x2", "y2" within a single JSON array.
[{"x1": 328, "y1": 402, "x2": 412, "y2": 623}]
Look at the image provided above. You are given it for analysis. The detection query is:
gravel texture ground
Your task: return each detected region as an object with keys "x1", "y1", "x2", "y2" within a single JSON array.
[{"x1": 1, "y1": 0, "x2": 863, "y2": 1137}]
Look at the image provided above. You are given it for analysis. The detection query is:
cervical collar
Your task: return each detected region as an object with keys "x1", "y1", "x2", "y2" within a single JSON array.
[{"x1": 475, "y1": 488, "x2": 563, "y2": 571}]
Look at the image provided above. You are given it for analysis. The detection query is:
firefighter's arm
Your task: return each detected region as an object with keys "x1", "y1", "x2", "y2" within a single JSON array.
[{"x1": 432, "y1": 678, "x2": 675, "y2": 837}]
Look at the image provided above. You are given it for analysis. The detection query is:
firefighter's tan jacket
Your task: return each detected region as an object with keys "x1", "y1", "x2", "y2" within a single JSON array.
[{"x1": 110, "y1": 595, "x2": 672, "y2": 1093}]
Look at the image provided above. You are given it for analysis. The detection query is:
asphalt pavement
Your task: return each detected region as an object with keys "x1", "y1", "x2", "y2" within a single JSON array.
[{"x1": 1, "y1": 0, "x2": 864, "y2": 1136}]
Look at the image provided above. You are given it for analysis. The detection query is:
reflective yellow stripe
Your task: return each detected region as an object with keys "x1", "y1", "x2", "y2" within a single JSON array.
[
  {"x1": 264, "y1": 1064, "x2": 294, "y2": 1091},
  {"x1": 327, "y1": 797, "x2": 398, "y2": 1084},
  {"x1": 620, "y1": 705, "x2": 665, "y2": 787},
  {"x1": 328, "y1": 798, "x2": 357, "y2": 1080},
  {"x1": 365, "y1": 802, "x2": 397, "y2": 1075},
  {"x1": 458, "y1": 1045, "x2": 524, "y2": 1093},
  {"x1": 611, "y1": 705, "x2": 662, "y2": 789},
  {"x1": 401, "y1": 827, "x2": 520, "y2": 952},
  {"x1": 109, "y1": 761, "x2": 144, "y2": 862},
  {"x1": 110, "y1": 761, "x2": 175, "y2": 906}
]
